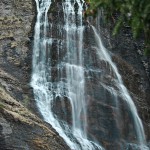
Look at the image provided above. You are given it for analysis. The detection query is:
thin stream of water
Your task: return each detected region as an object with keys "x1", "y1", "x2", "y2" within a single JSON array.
[{"x1": 92, "y1": 26, "x2": 148, "y2": 149}]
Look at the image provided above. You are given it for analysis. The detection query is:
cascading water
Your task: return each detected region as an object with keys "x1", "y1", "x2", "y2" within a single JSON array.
[
  {"x1": 31, "y1": 0, "x2": 148, "y2": 149},
  {"x1": 91, "y1": 26, "x2": 148, "y2": 149},
  {"x1": 31, "y1": 0, "x2": 103, "y2": 149}
]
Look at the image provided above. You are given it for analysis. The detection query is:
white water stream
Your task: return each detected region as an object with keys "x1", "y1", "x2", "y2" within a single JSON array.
[
  {"x1": 31, "y1": 0, "x2": 148, "y2": 149},
  {"x1": 92, "y1": 26, "x2": 148, "y2": 150}
]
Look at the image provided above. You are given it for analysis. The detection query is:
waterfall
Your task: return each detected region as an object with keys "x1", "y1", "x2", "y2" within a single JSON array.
[
  {"x1": 31, "y1": 0, "x2": 148, "y2": 149},
  {"x1": 31, "y1": 0, "x2": 103, "y2": 149},
  {"x1": 91, "y1": 26, "x2": 148, "y2": 150}
]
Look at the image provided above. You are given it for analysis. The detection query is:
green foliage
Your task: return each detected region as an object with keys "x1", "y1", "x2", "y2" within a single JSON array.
[{"x1": 85, "y1": 0, "x2": 150, "y2": 55}]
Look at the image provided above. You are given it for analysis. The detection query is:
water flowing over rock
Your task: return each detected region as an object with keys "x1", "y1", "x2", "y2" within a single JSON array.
[
  {"x1": 0, "y1": 0, "x2": 69, "y2": 149},
  {"x1": 31, "y1": 0, "x2": 149, "y2": 150}
]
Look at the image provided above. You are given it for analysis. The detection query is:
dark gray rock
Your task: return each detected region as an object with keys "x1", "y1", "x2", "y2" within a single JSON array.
[{"x1": 0, "y1": 0, "x2": 70, "y2": 150}]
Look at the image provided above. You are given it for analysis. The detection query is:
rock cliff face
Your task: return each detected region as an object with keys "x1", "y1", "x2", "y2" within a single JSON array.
[
  {"x1": 110, "y1": 26, "x2": 150, "y2": 141},
  {"x1": 97, "y1": 18, "x2": 150, "y2": 141},
  {"x1": 0, "y1": 0, "x2": 150, "y2": 149},
  {"x1": 0, "y1": 0, "x2": 69, "y2": 149},
  {"x1": 0, "y1": 86, "x2": 69, "y2": 150},
  {"x1": 0, "y1": 0, "x2": 35, "y2": 107}
]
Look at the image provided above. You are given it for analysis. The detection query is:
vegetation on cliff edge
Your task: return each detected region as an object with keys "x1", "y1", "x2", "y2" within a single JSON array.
[{"x1": 85, "y1": 0, "x2": 150, "y2": 55}]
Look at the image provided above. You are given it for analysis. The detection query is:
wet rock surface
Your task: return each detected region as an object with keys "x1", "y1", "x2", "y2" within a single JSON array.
[
  {"x1": 0, "y1": 0, "x2": 150, "y2": 150},
  {"x1": 109, "y1": 28, "x2": 150, "y2": 142},
  {"x1": 93, "y1": 16, "x2": 150, "y2": 146},
  {"x1": 43, "y1": 3, "x2": 150, "y2": 149}
]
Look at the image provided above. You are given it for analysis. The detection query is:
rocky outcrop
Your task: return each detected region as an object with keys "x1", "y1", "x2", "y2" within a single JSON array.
[
  {"x1": 0, "y1": 85, "x2": 69, "y2": 150},
  {"x1": 112, "y1": 55, "x2": 150, "y2": 140},
  {"x1": 1, "y1": 0, "x2": 150, "y2": 149},
  {"x1": 0, "y1": 0, "x2": 70, "y2": 149},
  {"x1": 110, "y1": 29, "x2": 150, "y2": 141},
  {"x1": 0, "y1": 0, "x2": 35, "y2": 106},
  {"x1": 96, "y1": 18, "x2": 150, "y2": 142}
]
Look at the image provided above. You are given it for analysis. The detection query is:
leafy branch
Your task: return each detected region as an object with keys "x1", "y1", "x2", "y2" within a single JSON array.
[{"x1": 85, "y1": 0, "x2": 150, "y2": 55}]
